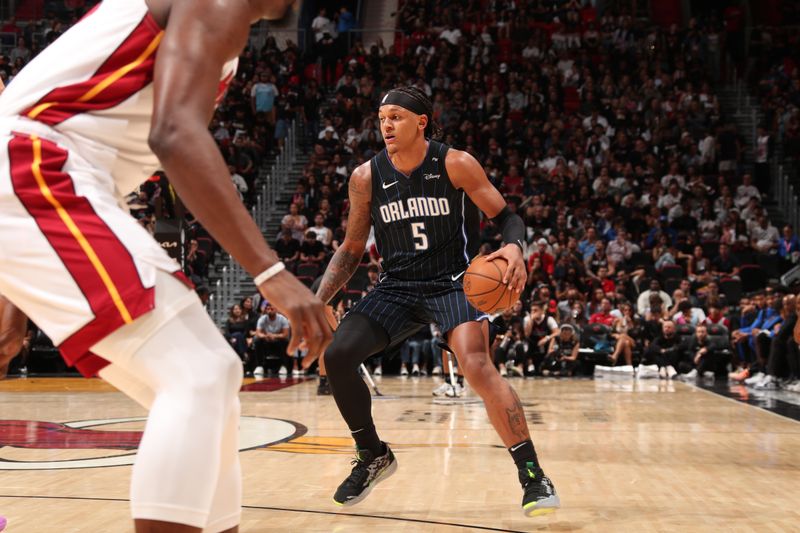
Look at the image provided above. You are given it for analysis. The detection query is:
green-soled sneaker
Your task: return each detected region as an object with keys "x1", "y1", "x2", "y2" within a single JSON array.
[
  {"x1": 519, "y1": 462, "x2": 560, "y2": 517},
  {"x1": 333, "y1": 443, "x2": 397, "y2": 507}
]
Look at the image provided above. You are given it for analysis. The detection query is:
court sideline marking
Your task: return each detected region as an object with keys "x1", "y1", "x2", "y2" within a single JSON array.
[{"x1": 686, "y1": 381, "x2": 800, "y2": 425}]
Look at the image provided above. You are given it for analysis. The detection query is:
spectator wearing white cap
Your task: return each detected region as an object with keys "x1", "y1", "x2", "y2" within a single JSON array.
[{"x1": 527, "y1": 238, "x2": 555, "y2": 287}]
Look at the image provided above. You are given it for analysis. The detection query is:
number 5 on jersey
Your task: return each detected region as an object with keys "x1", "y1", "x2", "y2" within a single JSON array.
[{"x1": 411, "y1": 222, "x2": 428, "y2": 250}]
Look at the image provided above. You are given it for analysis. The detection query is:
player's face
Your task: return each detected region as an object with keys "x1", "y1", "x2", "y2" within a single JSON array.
[{"x1": 378, "y1": 105, "x2": 425, "y2": 153}]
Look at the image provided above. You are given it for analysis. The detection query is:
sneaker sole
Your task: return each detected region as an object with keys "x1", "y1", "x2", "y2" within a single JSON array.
[
  {"x1": 333, "y1": 457, "x2": 398, "y2": 507},
  {"x1": 522, "y1": 494, "x2": 561, "y2": 517}
]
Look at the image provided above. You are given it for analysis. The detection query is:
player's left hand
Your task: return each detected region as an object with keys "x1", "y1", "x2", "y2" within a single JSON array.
[{"x1": 485, "y1": 243, "x2": 526, "y2": 293}]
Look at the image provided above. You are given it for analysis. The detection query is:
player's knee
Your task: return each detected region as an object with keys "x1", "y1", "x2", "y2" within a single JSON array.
[
  {"x1": 460, "y1": 353, "x2": 492, "y2": 380},
  {"x1": 323, "y1": 339, "x2": 359, "y2": 375},
  {"x1": 182, "y1": 348, "x2": 242, "y2": 402},
  {"x1": 215, "y1": 350, "x2": 243, "y2": 398}
]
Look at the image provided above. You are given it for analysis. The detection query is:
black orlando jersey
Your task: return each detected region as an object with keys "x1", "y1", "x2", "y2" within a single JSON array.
[{"x1": 369, "y1": 140, "x2": 480, "y2": 280}]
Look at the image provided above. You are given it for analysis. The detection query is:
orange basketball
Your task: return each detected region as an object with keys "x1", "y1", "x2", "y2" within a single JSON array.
[{"x1": 463, "y1": 255, "x2": 520, "y2": 313}]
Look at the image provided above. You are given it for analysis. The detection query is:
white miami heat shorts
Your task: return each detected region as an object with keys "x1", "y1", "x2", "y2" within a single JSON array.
[{"x1": 0, "y1": 124, "x2": 188, "y2": 376}]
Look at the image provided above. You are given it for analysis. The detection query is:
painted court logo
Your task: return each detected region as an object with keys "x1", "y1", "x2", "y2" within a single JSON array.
[{"x1": 0, "y1": 416, "x2": 303, "y2": 470}]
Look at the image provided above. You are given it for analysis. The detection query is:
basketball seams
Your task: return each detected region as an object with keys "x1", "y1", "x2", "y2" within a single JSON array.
[
  {"x1": 491, "y1": 259, "x2": 504, "y2": 280},
  {"x1": 486, "y1": 284, "x2": 508, "y2": 313},
  {"x1": 463, "y1": 271, "x2": 503, "y2": 296},
  {"x1": 464, "y1": 256, "x2": 511, "y2": 311},
  {"x1": 490, "y1": 258, "x2": 509, "y2": 312}
]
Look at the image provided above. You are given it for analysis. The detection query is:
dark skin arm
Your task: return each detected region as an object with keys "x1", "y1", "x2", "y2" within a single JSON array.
[
  {"x1": 147, "y1": 0, "x2": 330, "y2": 359},
  {"x1": 446, "y1": 149, "x2": 527, "y2": 292},
  {"x1": 316, "y1": 162, "x2": 373, "y2": 305}
]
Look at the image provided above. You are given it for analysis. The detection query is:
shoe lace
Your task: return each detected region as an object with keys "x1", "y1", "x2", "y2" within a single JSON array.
[{"x1": 342, "y1": 452, "x2": 371, "y2": 488}]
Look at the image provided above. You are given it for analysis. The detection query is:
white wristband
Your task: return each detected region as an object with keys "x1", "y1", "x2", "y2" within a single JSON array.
[{"x1": 254, "y1": 262, "x2": 286, "y2": 286}]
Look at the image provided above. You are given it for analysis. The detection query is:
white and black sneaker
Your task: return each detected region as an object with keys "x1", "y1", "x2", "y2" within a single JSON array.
[
  {"x1": 445, "y1": 383, "x2": 464, "y2": 397},
  {"x1": 744, "y1": 371, "x2": 765, "y2": 386},
  {"x1": 333, "y1": 444, "x2": 397, "y2": 506},
  {"x1": 754, "y1": 375, "x2": 779, "y2": 390},
  {"x1": 432, "y1": 382, "x2": 451, "y2": 396},
  {"x1": 520, "y1": 463, "x2": 560, "y2": 517}
]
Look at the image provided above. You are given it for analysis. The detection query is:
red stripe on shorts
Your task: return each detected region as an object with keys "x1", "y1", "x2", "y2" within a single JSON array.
[{"x1": 7, "y1": 133, "x2": 155, "y2": 376}]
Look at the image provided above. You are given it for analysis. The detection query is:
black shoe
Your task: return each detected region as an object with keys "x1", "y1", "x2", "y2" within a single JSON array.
[
  {"x1": 519, "y1": 462, "x2": 560, "y2": 517},
  {"x1": 333, "y1": 444, "x2": 398, "y2": 506},
  {"x1": 317, "y1": 380, "x2": 331, "y2": 396}
]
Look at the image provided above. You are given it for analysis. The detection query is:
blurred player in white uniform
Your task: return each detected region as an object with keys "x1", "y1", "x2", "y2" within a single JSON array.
[{"x1": 0, "y1": 1, "x2": 332, "y2": 532}]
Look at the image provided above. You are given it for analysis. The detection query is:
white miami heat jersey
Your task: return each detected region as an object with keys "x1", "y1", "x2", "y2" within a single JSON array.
[{"x1": 0, "y1": 0, "x2": 237, "y2": 195}]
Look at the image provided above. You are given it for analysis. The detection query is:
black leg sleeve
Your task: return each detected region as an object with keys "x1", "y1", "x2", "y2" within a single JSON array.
[{"x1": 324, "y1": 312, "x2": 390, "y2": 434}]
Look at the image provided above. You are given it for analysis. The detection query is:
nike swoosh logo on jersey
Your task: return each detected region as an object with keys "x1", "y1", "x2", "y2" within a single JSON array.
[
  {"x1": 382, "y1": 181, "x2": 398, "y2": 189},
  {"x1": 451, "y1": 271, "x2": 465, "y2": 281}
]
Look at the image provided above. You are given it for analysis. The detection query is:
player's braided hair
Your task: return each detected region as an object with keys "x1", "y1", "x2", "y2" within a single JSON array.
[{"x1": 391, "y1": 86, "x2": 442, "y2": 140}]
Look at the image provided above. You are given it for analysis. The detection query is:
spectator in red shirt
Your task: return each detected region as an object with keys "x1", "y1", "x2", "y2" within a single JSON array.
[
  {"x1": 596, "y1": 266, "x2": 616, "y2": 296},
  {"x1": 589, "y1": 298, "x2": 616, "y2": 326},
  {"x1": 0, "y1": 17, "x2": 22, "y2": 37},
  {"x1": 500, "y1": 164, "x2": 524, "y2": 197},
  {"x1": 528, "y1": 238, "x2": 555, "y2": 275},
  {"x1": 703, "y1": 302, "x2": 731, "y2": 330}
]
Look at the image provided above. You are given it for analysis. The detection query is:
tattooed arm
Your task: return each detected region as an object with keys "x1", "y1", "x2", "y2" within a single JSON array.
[{"x1": 316, "y1": 162, "x2": 373, "y2": 304}]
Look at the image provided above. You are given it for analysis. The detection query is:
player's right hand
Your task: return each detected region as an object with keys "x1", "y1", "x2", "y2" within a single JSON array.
[{"x1": 257, "y1": 269, "x2": 333, "y2": 365}]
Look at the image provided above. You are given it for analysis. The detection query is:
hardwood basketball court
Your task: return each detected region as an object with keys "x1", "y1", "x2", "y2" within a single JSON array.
[{"x1": 0, "y1": 375, "x2": 798, "y2": 532}]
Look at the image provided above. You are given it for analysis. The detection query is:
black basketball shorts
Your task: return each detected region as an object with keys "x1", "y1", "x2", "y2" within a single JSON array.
[{"x1": 347, "y1": 274, "x2": 489, "y2": 347}]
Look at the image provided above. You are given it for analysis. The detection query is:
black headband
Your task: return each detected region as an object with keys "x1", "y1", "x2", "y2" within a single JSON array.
[{"x1": 379, "y1": 90, "x2": 428, "y2": 116}]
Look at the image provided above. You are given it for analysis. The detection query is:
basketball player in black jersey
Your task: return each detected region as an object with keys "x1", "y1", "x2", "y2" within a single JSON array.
[{"x1": 314, "y1": 87, "x2": 559, "y2": 516}]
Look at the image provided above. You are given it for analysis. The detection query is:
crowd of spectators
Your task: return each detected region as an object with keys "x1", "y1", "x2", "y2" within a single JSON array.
[
  {"x1": 6, "y1": 2, "x2": 800, "y2": 391},
  {"x1": 749, "y1": 20, "x2": 800, "y2": 164},
  {"x1": 253, "y1": 0, "x2": 800, "y2": 392}
]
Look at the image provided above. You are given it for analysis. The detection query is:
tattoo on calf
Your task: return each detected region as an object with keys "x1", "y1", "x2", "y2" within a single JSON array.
[{"x1": 505, "y1": 387, "x2": 529, "y2": 441}]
